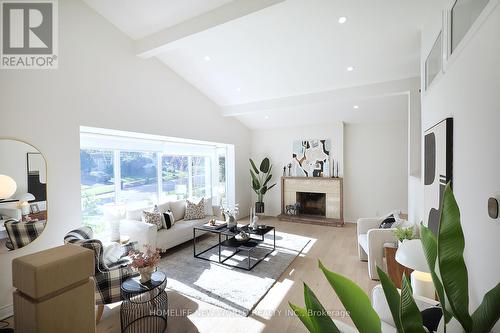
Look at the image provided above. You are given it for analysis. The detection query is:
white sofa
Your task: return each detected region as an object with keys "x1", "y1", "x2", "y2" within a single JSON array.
[
  {"x1": 120, "y1": 200, "x2": 220, "y2": 251},
  {"x1": 357, "y1": 213, "x2": 410, "y2": 280}
]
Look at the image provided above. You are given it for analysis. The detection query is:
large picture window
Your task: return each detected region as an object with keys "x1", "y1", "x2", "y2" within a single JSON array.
[
  {"x1": 119, "y1": 151, "x2": 158, "y2": 207},
  {"x1": 161, "y1": 155, "x2": 189, "y2": 201},
  {"x1": 80, "y1": 149, "x2": 115, "y2": 234},
  {"x1": 80, "y1": 129, "x2": 233, "y2": 235}
]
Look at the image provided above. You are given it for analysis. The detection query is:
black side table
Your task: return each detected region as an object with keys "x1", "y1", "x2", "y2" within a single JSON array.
[{"x1": 120, "y1": 271, "x2": 168, "y2": 333}]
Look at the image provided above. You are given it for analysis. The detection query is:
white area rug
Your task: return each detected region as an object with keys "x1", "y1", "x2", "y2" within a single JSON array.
[{"x1": 158, "y1": 230, "x2": 311, "y2": 316}]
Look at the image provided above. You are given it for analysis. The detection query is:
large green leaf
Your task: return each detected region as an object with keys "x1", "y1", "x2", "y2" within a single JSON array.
[
  {"x1": 261, "y1": 185, "x2": 268, "y2": 195},
  {"x1": 319, "y1": 260, "x2": 382, "y2": 333},
  {"x1": 400, "y1": 276, "x2": 426, "y2": 333},
  {"x1": 260, "y1": 157, "x2": 270, "y2": 173},
  {"x1": 263, "y1": 173, "x2": 272, "y2": 187},
  {"x1": 420, "y1": 223, "x2": 452, "y2": 324},
  {"x1": 303, "y1": 283, "x2": 341, "y2": 333},
  {"x1": 377, "y1": 266, "x2": 403, "y2": 333},
  {"x1": 252, "y1": 179, "x2": 259, "y2": 192},
  {"x1": 249, "y1": 159, "x2": 259, "y2": 174},
  {"x1": 438, "y1": 184, "x2": 473, "y2": 332},
  {"x1": 289, "y1": 302, "x2": 319, "y2": 333},
  {"x1": 250, "y1": 170, "x2": 260, "y2": 188},
  {"x1": 471, "y1": 282, "x2": 500, "y2": 333},
  {"x1": 267, "y1": 183, "x2": 276, "y2": 191}
]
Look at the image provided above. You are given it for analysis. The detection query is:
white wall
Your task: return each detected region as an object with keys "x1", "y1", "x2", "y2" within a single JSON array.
[
  {"x1": 344, "y1": 122, "x2": 408, "y2": 222},
  {"x1": 250, "y1": 121, "x2": 408, "y2": 222},
  {"x1": 419, "y1": 1, "x2": 500, "y2": 329},
  {"x1": 0, "y1": 0, "x2": 251, "y2": 317},
  {"x1": 250, "y1": 123, "x2": 344, "y2": 217}
]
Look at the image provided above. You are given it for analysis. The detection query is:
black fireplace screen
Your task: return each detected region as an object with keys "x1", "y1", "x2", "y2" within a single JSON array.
[{"x1": 296, "y1": 192, "x2": 326, "y2": 216}]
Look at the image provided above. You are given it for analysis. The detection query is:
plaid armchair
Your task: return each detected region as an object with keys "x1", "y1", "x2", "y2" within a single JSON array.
[
  {"x1": 4, "y1": 219, "x2": 46, "y2": 250},
  {"x1": 64, "y1": 227, "x2": 137, "y2": 305}
]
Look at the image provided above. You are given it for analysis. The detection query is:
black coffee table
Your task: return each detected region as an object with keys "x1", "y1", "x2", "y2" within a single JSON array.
[
  {"x1": 193, "y1": 224, "x2": 276, "y2": 271},
  {"x1": 120, "y1": 271, "x2": 168, "y2": 333}
]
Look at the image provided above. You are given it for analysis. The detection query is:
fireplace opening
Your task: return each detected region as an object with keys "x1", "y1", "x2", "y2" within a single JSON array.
[{"x1": 296, "y1": 192, "x2": 326, "y2": 217}]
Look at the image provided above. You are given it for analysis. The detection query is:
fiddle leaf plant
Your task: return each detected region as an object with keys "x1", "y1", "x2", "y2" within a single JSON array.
[
  {"x1": 289, "y1": 184, "x2": 500, "y2": 333},
  {"x1": 249, "y1": 157, "x2": 276, "y2": 203}
]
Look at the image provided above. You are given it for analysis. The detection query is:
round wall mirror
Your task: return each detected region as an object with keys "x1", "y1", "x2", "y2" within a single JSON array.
[{"x1": 0, "y1": 139, "x2": 47, "y2": 253}]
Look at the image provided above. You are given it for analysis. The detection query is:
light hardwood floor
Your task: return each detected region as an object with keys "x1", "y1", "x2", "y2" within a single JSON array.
[{"x1": 96, "y1": 218, "x2": 378, "y2": 333}]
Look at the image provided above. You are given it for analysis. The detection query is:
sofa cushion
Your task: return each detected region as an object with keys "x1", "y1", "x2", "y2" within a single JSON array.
[
  {"x1": 126, "y1": 206, "x2": 150, "y2": 221},
  {"x1": 358, "y1": 233, "x2": 368, "y2": 253},
  {"x1": 421, "y1": 307, "x2": 442, "y2": 333},
  {"x1": 102, "y1": 242, "x2": 124, "y2": 267},
  {"x1": 169, "y1": 200, "x2": 186, "y2": 222},
  {"x1": 212, "y1": 205, "x2": 222, "y2": 219},
  {"x1": 379, "y1": 215, "x2": 396, "y2": 228},
  {"x1": 185, "y1": 199, "x2": 205, "y2": 220},
  {"x1": 157, "y1": 202, "x2": 170, "y2": 213},
  {"x1": 142, "y1": 210, "x2": 163, "y2": 230},
  {"x1": 204, "y1": 197, "x2": 213, "y2": 216},
  {"x1": 163, "y1": 210, "x2": 175, "y2": 229},
  {"x1": 155, "y1": 217, "x2": 210, "y2": 250}
]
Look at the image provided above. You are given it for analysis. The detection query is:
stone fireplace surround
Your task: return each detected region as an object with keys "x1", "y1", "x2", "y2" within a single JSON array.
[{"x1": 278, "y1": 177, "x2": 344, "y2": 227}]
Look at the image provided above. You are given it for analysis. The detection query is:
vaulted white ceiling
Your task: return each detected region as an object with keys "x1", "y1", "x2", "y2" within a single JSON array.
[
  {"x1": 83, "y1": 0, "x2": 442, "y2": 128},
  {"x1": 83, "y1": 0, "x2": 235, "y2": 39}
]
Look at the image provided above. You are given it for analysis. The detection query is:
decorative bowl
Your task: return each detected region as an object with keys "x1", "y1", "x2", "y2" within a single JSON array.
[{"x1": 235, "y1": 231, "x2": 250, "y2": 242}]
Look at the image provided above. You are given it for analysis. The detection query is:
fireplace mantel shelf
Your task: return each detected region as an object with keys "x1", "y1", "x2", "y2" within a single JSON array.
[{"x1": 281, "y1": 176, "x2": 343, "y2": 180}]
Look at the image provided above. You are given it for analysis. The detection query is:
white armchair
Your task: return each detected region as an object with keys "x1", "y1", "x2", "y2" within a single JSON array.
[
  {"x1": 357, "y1": 217, "x2": 398, "y2": 280},
  {"x1": 371, "y1": 284, "x2": 439, "y2": 332},
  {"x1": 329, "y1": 285, "x2": 440, "y2": 333}
]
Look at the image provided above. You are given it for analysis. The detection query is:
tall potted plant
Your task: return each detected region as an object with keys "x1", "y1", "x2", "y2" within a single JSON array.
[
  {"x1": 250, "y1": 157, "x2": 276, "y2": 214},
  {"x1": 289, "y1": 184, "x2": 500, "y2": 333}
]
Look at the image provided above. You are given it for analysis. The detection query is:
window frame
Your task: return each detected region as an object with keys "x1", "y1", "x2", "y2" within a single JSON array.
[
  {"x1": 424, "y1": 31, "x2": 443, "y2": 91},
  {"x1": 80, "y1": 131, "x2": 233, "y2": 229}
]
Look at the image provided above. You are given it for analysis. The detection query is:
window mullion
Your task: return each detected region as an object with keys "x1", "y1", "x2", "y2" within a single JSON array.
[
  {"x1": 188, "y1": 156, "x2": 193, "y2": 199},
  {"x1": 114, "y1": 150, "x2": 120, "y2": 203},
  {"x1": 157, "y1": 153, "x2": 162, "y2": 204}
]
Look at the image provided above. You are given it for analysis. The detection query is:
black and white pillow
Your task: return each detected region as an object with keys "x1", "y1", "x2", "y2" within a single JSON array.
[
  {"x1": 421, "y1": 307, "x2": 442, "y2": 332},
  {"x1": 163, "y1": 210, "x2": 175, "y2": 229},
  {"x1": 379, "y1": 214, "x2": 396, "y2": 228},
  {"x1": 184, "y1": 199, "x2": 205, "y2": 220},
  {"x1": 142, "y1": 208, "x2": 163, "y2": 230}
]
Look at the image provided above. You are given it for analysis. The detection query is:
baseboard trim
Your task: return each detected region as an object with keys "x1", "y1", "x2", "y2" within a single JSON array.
[{"x1": 0, "y1": 303, "x2": 13, "y2": 320}]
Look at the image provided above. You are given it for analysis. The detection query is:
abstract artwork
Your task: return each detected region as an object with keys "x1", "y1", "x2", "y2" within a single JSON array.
[
  {"x1": 424, "y1": 118, "x2": 453, "y2": 236},
  {"x1": 292, "y1": 139, "x2": 331, "y2": 177}
]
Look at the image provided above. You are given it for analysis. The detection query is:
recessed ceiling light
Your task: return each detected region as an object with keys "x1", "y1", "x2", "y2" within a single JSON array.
[
  {"x1": 338, "y1": 16, "x2": 347, "y2": 24},
  {"x1": 264, "y1": 115, "x2": 269, "y2": 119},
  {"x1": 204, "y1": 56, "x2": 211, "y2": 62},
  {"x1": 235, "y1": 87, "x2": 241, "y2": 92},
  {"x1": 353, "y1": 105, "x2": 359, "y2": 109},
  {"x1": 347, "y1": 66, "x2": 355, "y2": 72}
]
